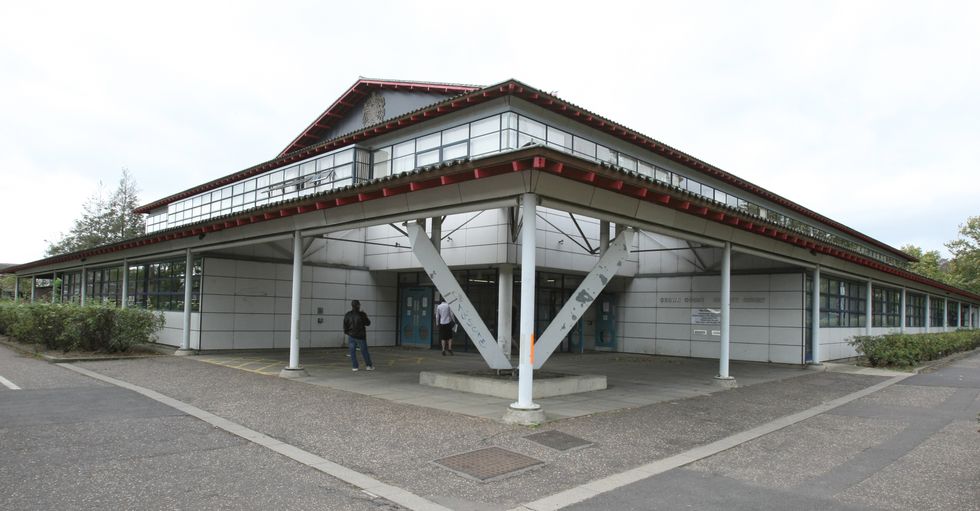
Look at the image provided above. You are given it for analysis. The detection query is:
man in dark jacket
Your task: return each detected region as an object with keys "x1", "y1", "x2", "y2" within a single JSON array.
[{"x1": 343, "y1": 300, "x2": 374, "y2": 371}]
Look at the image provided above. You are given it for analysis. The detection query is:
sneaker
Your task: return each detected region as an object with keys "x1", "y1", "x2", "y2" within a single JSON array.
[
  {"x1": 442, "y1": 350, "x2": 446, "y2": 356},
  {"x1": 366, "y1": 366, "x2": 375, "y2": 371},
  {"x1": 352, "y1": 368, "x2": 358, "y2": 372},
  {"x1": 448, "y1": 350, "x2": 454, "y2": 356}
]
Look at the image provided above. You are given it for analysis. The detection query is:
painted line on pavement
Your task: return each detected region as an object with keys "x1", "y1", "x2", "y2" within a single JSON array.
[
  {"x1": 511, "y1": 373, "x2": 911, "y2": 511},
  {"x1": 58, "y1": 363, "x2": 454, "y2": 511},
  {"x1": 0, "y1": 374, "x2": 21, "y2": 390}
]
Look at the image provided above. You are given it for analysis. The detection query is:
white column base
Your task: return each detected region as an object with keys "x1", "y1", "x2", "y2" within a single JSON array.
[
  {"x1": 173, "y1": 348, "x2": 195, "y2": 356},
  {"x1": 279, "y1": 367, "x2": 309, "y2": 379},
  {"x1": 503, "y1": 404, "x2": 546, "y2": 425},
  {"x1": 713, "y1": 375, "x2": 737, "y2": 388}
]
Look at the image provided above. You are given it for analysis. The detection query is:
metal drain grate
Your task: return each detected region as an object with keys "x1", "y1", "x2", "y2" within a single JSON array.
[
  {"x1": 433, "y1": 447, "x2": 543, "y2": 481},
  {"x1": 525, "y1": 430, "x2": 593, "y2": 451}
]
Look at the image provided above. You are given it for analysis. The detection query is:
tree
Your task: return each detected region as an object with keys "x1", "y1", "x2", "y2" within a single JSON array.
[
  {"x1": 899, "y1": 244, "x2": 949, "y2": 283},
  {"x1": 945, "y1": 216, "x2": 980, "y2": 294},
  {"x1": 45, "y1": 169, "x2": 145, "y2": 256}
]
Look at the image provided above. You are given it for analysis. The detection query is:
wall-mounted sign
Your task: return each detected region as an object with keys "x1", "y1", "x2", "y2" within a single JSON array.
[{"x1": 691, "y1": 308, "x2": 721, "y2": 326}]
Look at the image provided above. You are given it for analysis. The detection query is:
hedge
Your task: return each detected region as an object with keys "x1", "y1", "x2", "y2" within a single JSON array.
[
  {"x1": 0, "y1": 301, "x2": 164, "y2": 353},
  {"x1": 850, "y1": 331, "x2": 980, "y2": 368}
]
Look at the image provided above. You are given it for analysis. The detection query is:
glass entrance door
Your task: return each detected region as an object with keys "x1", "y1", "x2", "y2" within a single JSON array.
[
  {"x1": 595, "y1": 293, "x2": 617, "y2": 349},
  {"x1": 399, "y1": 287, "x2": 433, "y2": 347}
]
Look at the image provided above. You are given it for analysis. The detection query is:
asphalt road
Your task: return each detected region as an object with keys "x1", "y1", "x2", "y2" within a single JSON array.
[
  {"x1": 0, "y1": 347, "x2": 391, "y2": 511},
  {"x1": 566, "y1": 352, "x2": 980, "y2": 511}
]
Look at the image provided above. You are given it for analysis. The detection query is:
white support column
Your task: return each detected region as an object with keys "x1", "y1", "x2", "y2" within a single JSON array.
[
  {"x1": 505, "y1": 193, "x2": 544, "y2": 425},
  {"x1": 30, "y1": 276, "x2": 36, "y2": 303},
  {"x1": 281, "y1": 230, "x2": 308, "y2": 378},
  {"x1": 900, "y1": 288, "x2": 906, "y2": 334},
  {"x1": 943, "y1": 298, "x2": 949, "y2": 332},
  {"x1": 811, "y1": 266, "x2": 821, "y2": 364},
  {"x1": 957, "y1": 301, "x2": 962, "y2": 330},
  {"x1": 13, "y1": 277, "x2": 19, "y2": 303},
  {"x1": 599, "y1": 220, "x2": 610, "y2": 255},
  {"x1": 80, "y1": 267, "x2": 87, "y2": 306},
  {"x1": 52, "y1": 272, "x2": 58, "y2": 303},
  {"x1": 925, "y1": 295, "x2": 931, "y2": 333},
  {"x1": 497, "y1": 264, "x2": 514, "y2": 358},
  {"x1": 177, "y1": 249, "x2": 194, "y2": 353},
  {"x1": 866, "y1": 280, "x2": 873, "y2": 335},
  {"x1": 120, "y1": 261, "x2": 128, "y2": 309},
  {"x1": 715, "y1": 242, "x2": 735, "y2": 386}
]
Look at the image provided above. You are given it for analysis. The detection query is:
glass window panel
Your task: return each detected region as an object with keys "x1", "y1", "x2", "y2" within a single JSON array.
[
  {"x1": 470, "y1": 132, "x2": 501, "y2": 156},
  {"x1": 192, "y1": 196, "x2": 202, "y2": 207},
  {"x1": 443, "y1": 142, "x2": 467, "y2": 160},
  {"x1": 283, "y1": 167, "x2": 298, "y2": 182},
  {"x1": 373, "y1": 159, "x2": 391, "y2": 178},
  {"x1": 442, "y1": 126, "x2": 468, "y2": 144},
  {"x1": 243, "y1": 191, "x2": 255, "y2": 204},
  {"x1": 370, "y1": 148, "x2": 388, "y2": 164},
  {"x1": 244, "y1": 179, "x2": 256, "y2": 192},
  {"x1": 596, "y1": 145, "x2": 616, "y2": 164},
  {"x1": 502, "y1": 112, "x2": 518, "y2": 130},
  {"x1": 334, "y1": 149, "x2": 354, "y2": 165},
  {"x1": 417, "y1": 133, "x2": 441, "y2": 152},
  {"x1": 518, "y1": 133, "x2": 544, "y2": 148},
  {"x1": 655, "y1": 168, "x2": 670, "y2": 183},
  {"x1": 573, "y1": 136, "x2": 596, "y2": 158},
  {"x1": 518, "y1": 116, "x2": 545, "y2": 139},
  {"x1": 317, "y1": 154, "x2": 336, "y2": 170},
  {"x1": 502, "y1": 129, "x2": 519, "y2": 150},
  {"x1": 417, "y1": 150, "x2": 439, "y2": 166},
  {"x1": 637, "y1": 161, "x2": 654, "y2": 177},
  {"x1": 547, "y1": 127, "x2": 573, "y2": 150},
  {"x1": 471, "y1": 115, "x2": 500, "y2": 137},
  {"x1": 222, "y1": 187, "x2": 233, "y2": 199},
  {"x1": 300, "y1": 161, "x2": 316, "y2": 175},
  {"x1": 618, "y1": 154, "x2": 637, "y2": 171},
  {"x1": 333, "y1": 164, "x2": 352, "y2": 180},
  {"x1": 393, "y1": 140, "x2": 415, "y2": 158},
  {"x1": 392, "y1": 155, "x2": 414, "y2": 173}
]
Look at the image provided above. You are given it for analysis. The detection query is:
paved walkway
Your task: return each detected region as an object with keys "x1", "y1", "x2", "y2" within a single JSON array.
[
  {"x1": 8, "y1": 340, "x2": 971, "y2": 511},
  {"x1": 193, "y1": 346, "x2": 821, "y2": 421}
]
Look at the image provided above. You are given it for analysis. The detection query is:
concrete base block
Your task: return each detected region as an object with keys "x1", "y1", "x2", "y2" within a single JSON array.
[
  {"x1": 713, "y1": 375, "x2": 737, "y2": 388},
  {"x1": 279, "y1": 367, "x2": 309, "y2": 379},
  {"x1": 502, "y1": 406, "x2": 546, "y2": 426},
  {"x1": 420, "y1": 371, "x2": 606, "y2": 399},
  {"x1": 173, "y1": 349, "x2": 195, "y2": 356}
]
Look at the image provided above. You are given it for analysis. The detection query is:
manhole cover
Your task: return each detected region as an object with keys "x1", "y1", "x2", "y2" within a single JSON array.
[
  {"x1": 525, "y1": 430, "x2": 593, "y2": 451},
  {"x1": 433, "y1": 447, "x2": 543, "y2": 481}
]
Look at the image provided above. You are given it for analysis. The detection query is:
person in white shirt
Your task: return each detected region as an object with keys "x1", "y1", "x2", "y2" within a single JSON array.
[{"x1": 435, "y1": 297, "x2": 454, "y2": 356}]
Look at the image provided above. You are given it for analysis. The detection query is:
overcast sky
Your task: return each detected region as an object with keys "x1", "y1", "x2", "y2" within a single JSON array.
[{"x1": 1, "y1": 1, "x2": 978, "y2": 264}]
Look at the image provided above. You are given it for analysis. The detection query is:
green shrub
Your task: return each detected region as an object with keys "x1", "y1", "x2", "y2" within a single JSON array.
[
  {"x1": 0, "y1": 301, "x2": 163, "y2": 352},
  {"x1": 851, "y1": 331, "x2": 980, "y2": 367}
]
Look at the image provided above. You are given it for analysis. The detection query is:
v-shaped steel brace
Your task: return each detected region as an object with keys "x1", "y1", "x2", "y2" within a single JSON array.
[
  {"x1": 407, "y1": 222, "x2": 513, "y2": 370},
  {"x1": 534, "y1": 228, "x2": 634, "y2": 369}
]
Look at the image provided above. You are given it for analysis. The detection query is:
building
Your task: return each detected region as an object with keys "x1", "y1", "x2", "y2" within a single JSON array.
[{"x1": 6, "y1": 78, "x2": 978, "y2": 411}]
